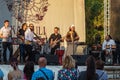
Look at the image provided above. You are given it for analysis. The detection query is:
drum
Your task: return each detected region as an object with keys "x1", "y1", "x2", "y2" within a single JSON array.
[
  {"x1": 106, "y1": 45, "x2": 110, "y2": 49},
  {"x1": 92, "y1": 45, "x2": 97, "y2": 51},
  {"x1": 111, "y1": 45, "x2": 116, "y2": 49},
  {"x1": 40, "y1": 35, "x2": 46, "y2": 45},
  {"x1": 40, "y1": 38, "x2": 46, "y2": 45},
  {"x1": 55, "y1": 49, "x2": 64, "y2": 65},
  {"x1": 56, "y1": 49, "x2": 64, "y2": 56},
  {"x1": 32, "y1": 42, "x2": 41, "y2": 52}
]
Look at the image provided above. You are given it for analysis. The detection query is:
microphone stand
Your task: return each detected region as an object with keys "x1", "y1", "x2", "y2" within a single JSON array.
[{"x1": 71, "y1": 32, "x2": 75, "y2": 55}]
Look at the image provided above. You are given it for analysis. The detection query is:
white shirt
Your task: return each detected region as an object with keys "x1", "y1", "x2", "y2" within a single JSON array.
[
  {"x1": 0, "y1": 26, "x2": 12, "y2": 42},
  {"x1": 25, "y1": 28, "x2": 34, "y2": 41},
  {"x1": 102, "y1": 39, "x2": 116, "y2": 50}
]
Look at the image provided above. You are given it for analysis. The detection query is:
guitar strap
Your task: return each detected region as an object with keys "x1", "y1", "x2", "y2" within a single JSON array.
[{"x1": 33, "y1": 32, "x2": 41, "y2": 41}]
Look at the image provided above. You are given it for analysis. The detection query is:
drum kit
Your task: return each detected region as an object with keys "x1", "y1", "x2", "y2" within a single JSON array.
[
  {"x1": 12, "y1": 34, "x2": 66, "y2": 64},
  {"x1": 105, "y1": 45, "x2": 116, "y2": 64}
]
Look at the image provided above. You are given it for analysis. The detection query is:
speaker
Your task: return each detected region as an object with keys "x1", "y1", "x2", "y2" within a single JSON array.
[
  {"x1": 35, "y1": 54, "x2": 59, "y2": 65},
  {"x1": 71, "y1": 55, "x2": 89, "y2": 66}
]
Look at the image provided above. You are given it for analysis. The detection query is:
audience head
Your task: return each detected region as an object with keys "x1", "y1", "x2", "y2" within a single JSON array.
[
  {"x1": 23, "y1": 61, "x2": 34, "y2": 80},
  {"x1": 38, "y1": 57, "x2": 47, "y2": 68},
  {"x1": 86, "y1": 56, "x2": 96, "y2": 80},
  {"x1": 62, "y1": 55, "x2": 75, "y2": 69},
  {"x1": 10, "y1": 57, "x2": 18, "y2": 70},
  {"x1": 96, "y1": 59, "x2": 104, "y2": 70}
]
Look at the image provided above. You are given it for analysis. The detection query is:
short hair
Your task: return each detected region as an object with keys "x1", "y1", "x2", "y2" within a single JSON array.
[
  {"x1": 96, "y1": 59, "x2": 104, "y2": 70},
  {"x1": 4, "y1": 20, "x2": 9, "y2": 23},
  {"x1": 54, "y1": 27, "x2": 59, "y2": 30},
  {"x1": 62, "y1": 55, "x2": 75, "y2": 69},
  {"x1": 38, "y1": 57, "x2": 47, "y2": 66},
  {"x1": 29, "y1": 23, "x2": 34, "y2": 27}
]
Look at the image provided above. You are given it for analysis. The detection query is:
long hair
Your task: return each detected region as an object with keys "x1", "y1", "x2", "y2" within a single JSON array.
[
  {"x1": 10, "y1": 57, "x2": 18, "y2": 70},
  {"x1": 86, "y1": 56, "x2": 96, "y2": 80},
  {"x1": 21, "y1": 23, "x2": 27, "y2": 30},
  {"x1": 96, "y1": 59, "x2": 104, "y2": 70},
  {"x1": 23, "y1": 61, "x2": 34, "y2": 80},
  {"x1": 62, "y1": 55, "x2": 75, "y2": 69}
]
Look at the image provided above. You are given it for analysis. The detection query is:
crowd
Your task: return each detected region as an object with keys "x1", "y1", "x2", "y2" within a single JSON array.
[{"x1": 0, "y1": 55, "x2": 108, "y2": 80}]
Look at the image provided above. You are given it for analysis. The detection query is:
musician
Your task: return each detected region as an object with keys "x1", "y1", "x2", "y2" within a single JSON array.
[
  {"x1": 17, "y1": 23, "x2": 27, "y2": 63},
  {"x1": 25, "y1": 23, "x2": 35, "y2": 61},
  {"x1": 102, "y1": 35, "x2": 117, "y2": 65},
  {"x1": 0, "y1": 20, "x2": 13, "y2": 63},
  {"x1": 49, "y1": 27, "x2": 62, "y2": 55},
  {"x1": 65, "y1": 25, "x2": 79, "y2": 56}
]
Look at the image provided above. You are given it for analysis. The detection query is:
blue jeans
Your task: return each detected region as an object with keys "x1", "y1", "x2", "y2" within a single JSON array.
[{"x1": 19, "y1": 44, "x2": 25, "y2": 62}]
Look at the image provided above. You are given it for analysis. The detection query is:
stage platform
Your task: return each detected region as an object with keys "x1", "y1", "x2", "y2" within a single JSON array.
[{"x1": 0, "y1": 65, "x2": 120, "y2": 80}]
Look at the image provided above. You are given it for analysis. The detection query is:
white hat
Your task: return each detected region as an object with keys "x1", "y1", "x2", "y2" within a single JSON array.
[{"x1": 71, "y1": 24, "x2": 75, "y2": 28}]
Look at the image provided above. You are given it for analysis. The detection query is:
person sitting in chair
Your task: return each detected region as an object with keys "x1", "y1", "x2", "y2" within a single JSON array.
[{"x1": 101, "y1": 35, "x2": 117, "y2": 65}]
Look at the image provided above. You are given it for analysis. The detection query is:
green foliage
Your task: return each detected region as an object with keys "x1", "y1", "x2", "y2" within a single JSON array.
[{"x1": 85, "y1": 0, "x2": 104, "y2": 45}]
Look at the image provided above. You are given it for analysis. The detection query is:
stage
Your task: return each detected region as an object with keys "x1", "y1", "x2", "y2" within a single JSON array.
[{"x1": 0, "y1": 65, "x2": 120, "y2": 80}]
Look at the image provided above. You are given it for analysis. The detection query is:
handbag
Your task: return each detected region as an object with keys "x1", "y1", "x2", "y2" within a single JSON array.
[{"x1": 39, "y1": 69, "x2": 49, "y2": 80}]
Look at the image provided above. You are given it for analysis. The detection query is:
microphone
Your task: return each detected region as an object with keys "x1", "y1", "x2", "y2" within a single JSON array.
[{"x1": 11, "y1": 25, "x2": 15, "y2": 34}]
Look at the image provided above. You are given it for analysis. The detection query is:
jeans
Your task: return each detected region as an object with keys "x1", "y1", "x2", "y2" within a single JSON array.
[{"x1": 19, "y1": 44, "x2": 25, "y2": 62}]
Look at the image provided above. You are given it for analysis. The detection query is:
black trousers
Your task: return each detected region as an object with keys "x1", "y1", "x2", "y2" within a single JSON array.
[
  {"x1": 51, "y1": 45, "x2": 60, "y2": 55},
  {"x1": 101, "y1": 50, "x2": 117, "y2": 64},
  {"x1": 2, "y1": 42, "x2": 13, "y2": 63},
  {"x1": 25, "y1": 44, "x2": 34, "y2": 62}
]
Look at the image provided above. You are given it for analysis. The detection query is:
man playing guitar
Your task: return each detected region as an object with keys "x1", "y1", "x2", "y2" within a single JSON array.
[
  {"x1": 17, "y1": 23, "x2": 27, "y2": 63},
  {"x1": 25, "y1": 23, "x2": 36, "y2": 62},
  {"x1": 49, "y1": 27, "x2": 62, "y2": 55}
]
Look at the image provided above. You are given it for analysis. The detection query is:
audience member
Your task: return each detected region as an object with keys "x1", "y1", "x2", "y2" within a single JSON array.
[
  {"x1": 0, "y1": 69, "x2": 4, "y2": 80},
  {"x1": 78, "y1": 56, "x2": 99, "y2": 80},
  {"x1": 57, "y1": 55, "x2": 77, "y2": 80},
  {"x1": 23, "y1": 61, "x2": 34, "y2": 80},
  {"x1": 8, "y1": 57, "x2": 24, "y2": 80},
  {"x1": 32, "y1": 57, "x2": 54, "y2": 80},
  {"x1": 96, "y1": 59, "x2": 108, "y2": 80}
]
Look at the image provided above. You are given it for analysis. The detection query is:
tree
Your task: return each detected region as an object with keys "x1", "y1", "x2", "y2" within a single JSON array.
[{"x1": 85, "y1": 0, "x2": 104, "y2": 46}]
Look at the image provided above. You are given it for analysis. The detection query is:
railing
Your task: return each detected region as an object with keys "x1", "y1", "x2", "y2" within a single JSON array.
[{"x1": 104, "y1": 66, "x2": 120, "y2": 79}]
